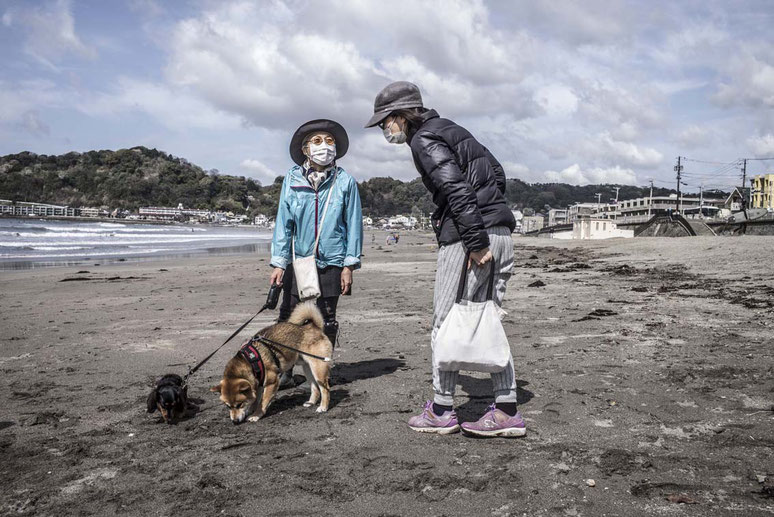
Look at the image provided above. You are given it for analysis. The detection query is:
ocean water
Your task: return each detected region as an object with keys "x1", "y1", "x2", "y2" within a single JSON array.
[{"x1": 0, "y1": 218, "x2": 272, "y2": 270}]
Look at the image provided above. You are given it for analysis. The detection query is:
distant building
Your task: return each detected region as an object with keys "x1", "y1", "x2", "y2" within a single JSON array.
[
  {"x1": 751, "y1": 174, "x2": 774, "y2": 210},
  {"x1": 724, "y1": 188, "x2": 747, "y2": 212},
  {"x1": 386, "y1": 215, "x2": 417, "y2": 228},
  {"x1": 616, "y1": 195, "x2": 724, "y2": 224},
  {"x1": 139, "y1": 203, "x2": 211, "y2": 220},
  {"x1": 362, "y1": 216, "x2": 373, "y2": 227},
  {"x1": 547, "y1": 208, "x2": 568, "y2": 227},
  {"x1": 79, "y1": 207, "x2": 101, "y2": 217},
  {"x1": 0, "y1": 199, "x2": 77, "y2": 217},
  {"x1": 254, "y1": 214, "x2": 269, "y2": 226},
  {"x1": 522, "y1": 215, "x2": 544, "y2": 234},
  {"x1": 543, "y1": 218, "x2": 634, "y2": 240},
  {"x1": 567, "y1": 203, "x2": 598, "y2": 221}
]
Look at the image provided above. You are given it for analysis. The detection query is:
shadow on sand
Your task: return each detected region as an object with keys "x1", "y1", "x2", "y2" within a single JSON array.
[
  {"x1": 330, "y1": 358, "x2": 405, "y2": 385},
  {"x1": 456, "y1": 377, "x2": 534, "y2": 419},
  {"x1": 269, "y1": 359, "x2": 405, "y2": 414}
]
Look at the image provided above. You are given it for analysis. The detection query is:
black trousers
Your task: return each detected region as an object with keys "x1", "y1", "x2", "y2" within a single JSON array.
[{"x1": 278, "y1": 265, "x2": 340, "y2": 346}]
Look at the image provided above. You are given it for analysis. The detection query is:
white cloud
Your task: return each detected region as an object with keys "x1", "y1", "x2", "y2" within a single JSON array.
[
  {"x1": 239, "y1": 159, "x2": 281, "y2": 184},
  {"x1": 501, "y1": 161, "x2": 532, "y2": 181},
  {"x1": 4, "y1": 0, "x2": 96, "y2": 68},
  {"x1": 3, "y1": 0, "x2": 774, "y2": 192},
  {"x1": 678, "y1": 125, "x2": 713, "y2": 149},
  {"x1": 0, "y1": 80, "x2": 62, "y2": 134},
  {"x1": 587, "y1": 133, "x2": 664, "y2": 169},
  {"x1": 747, "y1": 134, "x2": 774, "y2": 157},
  {"x1": 544, "y1": 164, "x2": 638, "y2": 186},
  {"x1": 83, "y1": 78, "x2": 242, "y2": 130},
  {"x1": 714, "y1": 53, "x2": 774, "y2": 109},
  {"x1": 532, "y1": 84, "x2": 578, "y2": 117}
]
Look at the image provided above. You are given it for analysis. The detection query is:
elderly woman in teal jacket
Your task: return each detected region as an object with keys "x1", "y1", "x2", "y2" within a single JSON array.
[{"x1": 269, "y1": 119, "x2": 362, "y2": 351}]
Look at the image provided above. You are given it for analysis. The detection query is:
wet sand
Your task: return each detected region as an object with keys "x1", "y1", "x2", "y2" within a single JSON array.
[{"x1": 1, "y1": 233, "x2": 773, "y2": 516}]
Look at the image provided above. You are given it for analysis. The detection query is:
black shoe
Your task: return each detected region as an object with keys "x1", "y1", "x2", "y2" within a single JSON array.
[{"x1": 278, "y1": 371, "x2": 295, "y2": 390}]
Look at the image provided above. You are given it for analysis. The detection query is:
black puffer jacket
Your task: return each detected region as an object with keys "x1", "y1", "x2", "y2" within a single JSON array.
[{"x1": 408, "y1": 109, "x2": 515, "y2": 250}]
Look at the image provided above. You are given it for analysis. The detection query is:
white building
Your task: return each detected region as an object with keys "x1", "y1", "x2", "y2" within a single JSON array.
[
  {"x1": 0, "y1": 200, "x2": 77, "y2": 217},
  {"x1": 617, "y1": 195, "x2": 723, "y2": 224},
  {"x1": 567, "y1": 203, "x2": 598, "y2": 221},
  {"x1": 547, "y1": 208, "x2": 568, "y2": 227},
  {"x1": 522, "y1": 215, "x2": 545, "y2": 234},
  {"x1": 139, "y1": 203, "x2": 211, "y2": 220},
  {"x1": 546, "y1": 218, "x2": 634, "y2": 240},
  {"x1": 387, "y1": 215, "x2": 417, "y2": 228},
  {"x1": 79, "y1": 207, "x2": 101, "y2": 217}
]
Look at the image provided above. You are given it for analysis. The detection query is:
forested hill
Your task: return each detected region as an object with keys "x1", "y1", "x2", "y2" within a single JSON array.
[{"x1": 0, "y1": 146, "x2": 689, "y2": 218}]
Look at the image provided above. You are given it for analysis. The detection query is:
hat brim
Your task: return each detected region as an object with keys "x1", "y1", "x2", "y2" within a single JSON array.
[
  {"x1": 364, "y1": 110, "x2": 392, "y2": 129},
  {"x1": 290, "y1": 119, "x2": 349, "y2": 166}
]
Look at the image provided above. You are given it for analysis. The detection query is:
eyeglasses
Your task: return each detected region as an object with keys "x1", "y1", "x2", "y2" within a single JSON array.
[{"x1": 308, "y1": 135, "x2": 335, "y2": 146}]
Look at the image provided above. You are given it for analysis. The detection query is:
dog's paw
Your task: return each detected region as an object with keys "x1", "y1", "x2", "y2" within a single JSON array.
[
  {"x1": 316, "y1": 406, "x2": 328, "y2": 413},
  {"x1": 248, "y1": 415, "x2": 262, "y2": 422},
  {"x1": 303, "y1": 401, "x2": 313, "y2": 408}
]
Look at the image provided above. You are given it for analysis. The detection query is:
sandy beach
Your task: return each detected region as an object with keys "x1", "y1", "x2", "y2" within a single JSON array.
[{"x1": 1, "y1": 232, "x2": 773, "y2": 516}]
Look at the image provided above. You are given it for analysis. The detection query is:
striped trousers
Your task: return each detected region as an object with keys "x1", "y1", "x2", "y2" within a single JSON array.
[{"x1": 431, "y1": 226, "x2": 518, "y2": 406}]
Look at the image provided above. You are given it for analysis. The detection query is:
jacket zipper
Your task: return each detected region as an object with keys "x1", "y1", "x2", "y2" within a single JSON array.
[{"x1": 314, "y1": 191, "x2": 319, "y2": 258}]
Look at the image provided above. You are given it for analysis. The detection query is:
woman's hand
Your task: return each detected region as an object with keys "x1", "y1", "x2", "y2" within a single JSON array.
[
  {"x1": 269, "y1": 267, "x2": 285, "y2": 286},
  {"x1": 341, "y1": 266, "x2": 354, "y2": 294},
  {"x1": 468, "y1": 247, "x2": 493, "y2": 269}
]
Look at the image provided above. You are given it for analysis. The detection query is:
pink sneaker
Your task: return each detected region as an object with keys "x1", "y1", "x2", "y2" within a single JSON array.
[
  {"x1": 407, "y1": 401, "x2": 460, "y2": 434},
  {"x1": 461, "y1": 404, "x2": 527, "y2": 438}
]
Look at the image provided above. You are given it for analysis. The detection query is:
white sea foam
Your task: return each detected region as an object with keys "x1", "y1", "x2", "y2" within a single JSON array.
[
  {"x1": 0, "y1": 248, "x2": 176, "y2": 259},
  {"x1": 31, "y1": 246, "x2": 89, "y2": 251}
]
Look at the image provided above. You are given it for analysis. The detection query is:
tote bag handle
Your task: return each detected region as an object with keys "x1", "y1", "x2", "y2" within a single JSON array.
[{"x1": 455, "y1": 251, "x2": 496, "y2": 303}]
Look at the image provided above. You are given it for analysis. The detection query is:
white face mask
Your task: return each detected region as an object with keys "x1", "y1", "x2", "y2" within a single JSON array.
[
  {"x1": 308, "y1": 141, "x2": 336, "y2": 166},
  {"x1": 383, "y1": 125, "x2": 407, "y2": 144}
]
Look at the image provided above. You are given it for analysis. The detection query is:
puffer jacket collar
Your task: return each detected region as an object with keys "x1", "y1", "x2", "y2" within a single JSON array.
[{"x1": 407, "y1": 109, "x2": 440, "y2": 143}]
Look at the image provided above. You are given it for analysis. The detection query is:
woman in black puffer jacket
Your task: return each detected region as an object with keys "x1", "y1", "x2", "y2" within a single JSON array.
[{"x1": 366, "y1": 81, "x2": 524, "y2": 438}]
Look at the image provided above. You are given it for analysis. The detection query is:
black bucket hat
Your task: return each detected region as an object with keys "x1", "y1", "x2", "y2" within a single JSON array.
[
  {"x1": 289, "y1": 119, "x2": 349, "y2": 166},
  {"x1": 365, "y1": 81, "x2": 424, "y2": 128}
]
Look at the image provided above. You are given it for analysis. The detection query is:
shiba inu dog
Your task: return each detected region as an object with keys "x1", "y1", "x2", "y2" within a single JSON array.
[{"x1": 211, "y1": 302, "x2": 333, "y2": 424}]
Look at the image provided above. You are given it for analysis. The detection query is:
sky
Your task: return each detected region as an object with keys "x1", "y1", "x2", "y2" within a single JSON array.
[{"x1": 2, "y1": 0, "x2": 774, "y2": 193}]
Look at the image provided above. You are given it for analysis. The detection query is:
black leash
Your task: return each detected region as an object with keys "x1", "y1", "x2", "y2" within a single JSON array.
[
  {"x1": 181, "y1": 307, "x2": 266, "y2": 386},
  {"x1": 253, "y1": 335, "x2": 331, "y2": 362},
  {"x1": 181, "y1": 283, "x2": 282, "y2": 386}
]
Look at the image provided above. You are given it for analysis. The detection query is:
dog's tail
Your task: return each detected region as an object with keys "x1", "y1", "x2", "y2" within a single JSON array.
[{"x1": 287, "y1": 301, "x2": 324, "y2": 329}]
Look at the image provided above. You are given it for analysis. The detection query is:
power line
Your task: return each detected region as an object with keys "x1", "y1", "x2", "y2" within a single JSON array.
[{"x1": 682, "y1": 158, "x2": 739, "y2": 165}]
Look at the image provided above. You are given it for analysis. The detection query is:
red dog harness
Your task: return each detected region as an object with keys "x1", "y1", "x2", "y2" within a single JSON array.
[
  {"x1": 239, "y1": 342, "x2": 266, "y2": 386},
  {"x1": 238, "y1": 339, "x2": 283, "y2": 386}
]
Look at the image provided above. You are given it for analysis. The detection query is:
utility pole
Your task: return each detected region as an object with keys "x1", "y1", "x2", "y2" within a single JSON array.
[
  {"x1": 699, "y1": 184, "x2": 704, "y2": 218},
  {"x1": 648, "y1": 179, "x2": 654, "y2": 218},
  {"x1": 614, "y1": 187, "x2": 620, "y2": 203},
  {"x1": 595, "y1": 192, "x2": 602, "y2": 217},
  {"x1": 674, "y1": 156, "x2": 683, "y2": 213},
  {"x1": 741, "y1": 159, "x2": 749, "y2": 220}
]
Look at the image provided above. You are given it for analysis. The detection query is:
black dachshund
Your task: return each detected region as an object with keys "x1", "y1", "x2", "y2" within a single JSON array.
[{"x1": 147, "y1": 374, "x2": 191, "y2": 425}]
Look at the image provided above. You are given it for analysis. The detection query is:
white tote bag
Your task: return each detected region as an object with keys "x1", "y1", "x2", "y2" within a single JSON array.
[
  {"x1": 292, "y1": 172, "x2": 336, "y2": 301},
  {"x1": 434, "y1": 255, "x2": 510, "y2": 373}
]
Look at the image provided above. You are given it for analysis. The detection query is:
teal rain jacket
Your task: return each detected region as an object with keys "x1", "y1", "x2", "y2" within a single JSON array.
[{"x1": 270, "y1": 166, "x2": 363, "y2": 270}]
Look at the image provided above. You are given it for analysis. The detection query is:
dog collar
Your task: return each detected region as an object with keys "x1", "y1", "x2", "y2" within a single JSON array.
[{"x1": 239, "y1": 342, "x2": 266, "y2": 386}]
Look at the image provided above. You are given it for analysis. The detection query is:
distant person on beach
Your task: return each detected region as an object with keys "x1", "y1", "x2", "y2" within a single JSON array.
[
  {"x1": 269, "y1": 119, "x2": 363, "y2": 385},
  {"x1": 366, "y1": 81, "x2": 521, "y2": 437}
]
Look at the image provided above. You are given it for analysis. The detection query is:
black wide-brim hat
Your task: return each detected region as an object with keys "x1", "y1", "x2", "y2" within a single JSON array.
[{"x1": 289, "y1": 119, "x2": 349, "y2": 166}]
